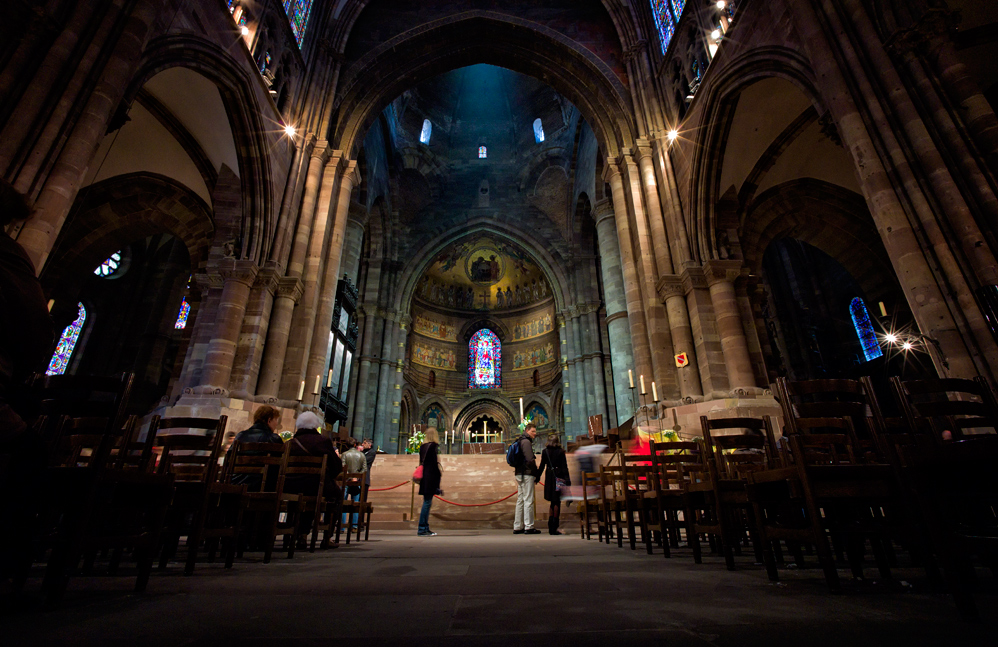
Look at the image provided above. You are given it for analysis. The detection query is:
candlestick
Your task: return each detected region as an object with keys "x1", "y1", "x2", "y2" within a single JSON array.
[
  {"x1": 297, "y1": 380, "x2": 305, "y2": 401},
  {"x1": 652, "y1": 381, "x2": 658, "y2": 402},
  {"x1": 326, "y1": 369, "x2": 334, "y2": 388},
  {"x1": 628, "y1": 369, "x2": 634, "y2": 389},
  {"x1": 639, "y1": 374, "x2": 646, "y2": 395},
  {"x1": 313, "y1": 374, "x2": 321, "y2": 395}
]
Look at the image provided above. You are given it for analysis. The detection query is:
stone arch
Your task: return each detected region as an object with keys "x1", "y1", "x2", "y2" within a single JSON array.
[
  {"x1": 124, "y1": 34, "x2": 280, "y2": 262},
  {"x1": 328, "y1": 12, "x2": 636, "y2": 160},
  {"x1": 741, "y1": 179, "x2": 898, "y2": 305},
  {"x1": 41, "y1": 172, "x2": 214, "y2": 306},
  {"x1": 684, "y1": 47, "x2": 827, "y2": 263},
  {"x1": 453, "y1": 396, "x2": 518, "y2": 440},
  {"x1": 459, "y1": 317, "x2": 510, "y2": 344},
  {"x1": 419, "y1": 398, "x2": 453, "y2": 430}
]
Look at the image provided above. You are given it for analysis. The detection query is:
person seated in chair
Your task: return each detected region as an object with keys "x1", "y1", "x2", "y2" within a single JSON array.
[
  {"x1": 285, "y1": 411, "x2": 342, "y2": 501},
  {"x1": 228, "y1": 405, "x2": 283, "y2": 491}
]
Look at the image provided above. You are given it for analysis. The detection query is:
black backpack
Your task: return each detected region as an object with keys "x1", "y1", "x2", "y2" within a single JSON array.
[{"x1": 505, "y1": 435, "x2": 527, "y2": 467}]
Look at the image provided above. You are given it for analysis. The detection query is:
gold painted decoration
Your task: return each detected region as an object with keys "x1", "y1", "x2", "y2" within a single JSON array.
[
  {"x1": 511, "y1": 342, "x2": 556, "y2": 370},
  {"x1": 512, "y1": 313, "x2": 554, "y2": 340},
  {"x1": 413, "y1": 314, "x2": 458, "y2": 341},
  {"x1": 412, "y1": 342, "x2": 457, "y2": 371}
]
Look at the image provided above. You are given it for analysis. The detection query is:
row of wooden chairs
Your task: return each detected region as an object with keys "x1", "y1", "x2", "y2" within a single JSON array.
[{"x1": 579, "y1": 374, "x2": 998, "y2": 621}]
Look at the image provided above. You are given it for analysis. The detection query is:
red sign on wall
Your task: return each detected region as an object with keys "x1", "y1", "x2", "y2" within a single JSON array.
[{"x1": 675, "y1": 352, "x2": 689, "y2": 368}]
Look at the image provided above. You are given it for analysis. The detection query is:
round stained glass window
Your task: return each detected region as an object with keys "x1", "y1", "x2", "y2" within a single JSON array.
[{"x1": 94, "y1": 251, "x2": 122, "y2": 278}]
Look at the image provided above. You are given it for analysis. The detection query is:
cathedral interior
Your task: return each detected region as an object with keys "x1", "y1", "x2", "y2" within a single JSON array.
[{"x1": 6, "y1": 0, "x2": 998, "y2": 641}]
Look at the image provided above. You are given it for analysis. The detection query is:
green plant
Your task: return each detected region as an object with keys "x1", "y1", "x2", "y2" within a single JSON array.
[
  {"x1": 279, "y1": 430, "x2": 293, "y2": 442},
  {"x1": 406, "y1": 430, "x2": 426, "y2": 454}
]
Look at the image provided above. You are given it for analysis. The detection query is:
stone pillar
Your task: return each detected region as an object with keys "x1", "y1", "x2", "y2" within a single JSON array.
[
  {"x1": 339, "y1": 205, "x2": 368, "y2": 285},
  {"x1": 229, "y1": 265, "x2": 279, "y2": 397},
  {"x1": 373, "y1": 313, "x2": 400, "y2": 446},
  {"x1": 682, "y1": 265, "x2": 726, "y2": 395},
  {"x1": 577, "y1": 306, "x2": 598, "y2": 422},
  {"x1": 656, "y1": 275, "x2": 703, "y2": 399},
  {"x1": 557, "y1": 314, "x2": 580, "y2": 435},
  {"x1": 603, "y1": 164, "x2": 653, "y2": 387},
  {"x1": 584, "y1": 308, "x2": 609, "y2": 430},
  {"x1": 381, "y1": 316, "x2": 410, "y2": 453},
  {"x1": 350, "y1": 304, "x2": 379, "y2": 436},
  {"x1": 199, "y1": 260, "x2": 259, "y2": 390},
  {"x1": 705, "y1": 261, "x2": 756, "y2": 391},
  {"x1": 593, "y1": 198, "x2": 635, "y2": 425}
]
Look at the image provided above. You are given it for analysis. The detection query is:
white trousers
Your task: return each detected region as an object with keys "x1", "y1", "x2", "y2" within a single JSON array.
[{"x1": 514, "y1": 474, "x2": 536, "y2": 530}]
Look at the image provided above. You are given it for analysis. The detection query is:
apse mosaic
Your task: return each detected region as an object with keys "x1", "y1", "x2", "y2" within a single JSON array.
[
  {"x1": 468, "y1": 329, "x2": 501, "y2": 389},
  {"x1": 525, "y1": 403, "x2": 549, "y2": 429},
  {"x1": 422, "y1": 403, "x2": 446, "y2": 430},
  {"x1": 413, "y1": 314, "x2": 457, "y2": 341},
  {"x1": 512, "y1": 342, "x2": 555, "y2": 370},
  {"x1": 412, "y1": 343, "x2": 457, "y2": 371},
  {"x1": 513, "y1": 314, "x2": 554, "y2": 341}
]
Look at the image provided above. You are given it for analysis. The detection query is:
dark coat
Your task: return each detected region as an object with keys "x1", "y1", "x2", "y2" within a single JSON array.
[
  {"x1": 512, "y1": 434, "x2": 540, "y2": 477},
  {"x1": 229, "y1": 421, "x2": 283, "y2": 490},
  {"x1": 417, "y1": 442, "x2": 441, "y2": 496},
  {"x1": 286, "y1": 428, "x2": 342, "y2": 500},
  {"x1": 538, "y1": 446, "x2": 570, "y2": 502}
]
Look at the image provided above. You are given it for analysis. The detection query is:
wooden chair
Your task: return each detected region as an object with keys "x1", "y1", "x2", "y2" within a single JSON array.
[
  {"x1": 891, "y1": 376, "x2": 998, "y2": 441},
  {"x1": 648, "y1": 440, "x2": 704, "y2": 559},
  {"x1": 31, "y1": 373, "x2": 136, "y2": 446},
  {"x1": 337, "y1": 472, "x2": 368, "y2": 545},
  {"x1": 152, "y1": 415, "x2": 243, "y2": 575},
  {"x1": 228, "y1": 441, "x2": 301, "y2": 563},
  {"x1": 696, "y1": 416, "x2": 778, "y2": 570},
  {"x1": 283, "y1": 453, "x2": 331, "y2": 552},
  {"x1": 578, "y1": 471, "x2": 602, "y2": 540}
]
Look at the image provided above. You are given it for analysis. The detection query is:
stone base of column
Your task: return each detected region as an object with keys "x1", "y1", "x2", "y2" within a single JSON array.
[
  {"x1": 149, "y1": 393, "x2": 324, "y2": 441},
  {"x1": 627, "y1": 393, "x2": 783, "y2": 441}
]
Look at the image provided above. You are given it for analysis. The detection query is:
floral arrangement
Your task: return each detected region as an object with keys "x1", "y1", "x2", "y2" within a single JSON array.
[
  {"x1": 517, "y1": 413, "x2": 534, "y2": 434},
  {"x1": 279, "y1": 430, "x2": 293, "y2": 442},
  {"x1": 406, "y1": 430, "x2": 426, "y2": 454}
]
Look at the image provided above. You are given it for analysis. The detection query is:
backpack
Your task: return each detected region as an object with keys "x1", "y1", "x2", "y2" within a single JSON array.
[{"x1": 505, "y1": 436, "x2": 526, "y2": 467}]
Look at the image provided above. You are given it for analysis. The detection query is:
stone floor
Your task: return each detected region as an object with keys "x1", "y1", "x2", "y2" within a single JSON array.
[{"x1": 3, "y1": 530, "x2": 996, "y2": 646}]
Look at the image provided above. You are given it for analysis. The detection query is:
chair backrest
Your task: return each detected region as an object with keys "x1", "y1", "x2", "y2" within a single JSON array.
[
  {"x1": 284, "y1": 453, "x2": 329, "y2": 500},
  {"x1": 49, "y1": 415, "x2": 116, "y2": 469},
  {"x1": 699, "y1": 415, "x2": 778, "y2": 480},
  {"x1": 152, "y1": 415, "x2": 228, "y2": 483},
  {"x1": 228, "y1": 441, "x2": 292, "y2": 494},
  {"x1": 649, "y1": 440, "x2": 704, "y2": 489},
  {"x1": 31, "y1": 373, "x2": 135, "y2": 440},
  {"x1": 110, "y1": 415, "x2": 155, "y2": 471},
  {"x1": 776, "y1": 377, "x2": 886, "y2": 460},
  {"x1": 891, "y1": 376, "x2": 998, "y2": 440}
]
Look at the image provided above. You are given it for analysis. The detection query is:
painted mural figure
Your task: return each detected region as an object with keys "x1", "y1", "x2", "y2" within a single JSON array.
[
  {"x1": 465, "y1": 287, "x2": 474, "y2": 309},
  {"x1": 505, "y1": 286, "x2": 512, "y2": 307},
  {"x1": 496, "y1": 287, "x2": 504, "y2": 309}
]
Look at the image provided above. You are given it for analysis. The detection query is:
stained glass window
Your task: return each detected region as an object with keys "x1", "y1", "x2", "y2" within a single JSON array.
[
  {"x1": 650, "y1": 1, "x2": 676, "y2": 54},
  {"x1": 533, "y1": 118, "x2": 544, "y2": 143},
  {"x1": 46, "y1": 302, "x2": 86, "y2": 375},
  {"x1": 420, "y1": 119, "x2": 432, "y2": 144},
  {"x1": 849, "y1": 297, "x2": 883, "y2": 361},
  {"x1": 282, "y1": 0, "x2": 315, "y2": 46},
  {"x1": 478, "y1": 145, "x2": 487, "y2": 159},
  {"x1": 174, "y1": 297, "x2": 191, "y2": 330},
  {"x1": 94, "y1": 251, "x2": 121, "y2": 277},
  {"x1": 670, "y1": 0, "x2": 687, "y2": 21},
  {"x1": 468, "y1": 329, "x2": 501, "y2": 389}
]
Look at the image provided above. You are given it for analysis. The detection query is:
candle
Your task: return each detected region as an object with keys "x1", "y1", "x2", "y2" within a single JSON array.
[
  {"x1": 652, "y1": 381, "x2": 658, "y2": 402},
  {"x1": 313, "y1": 374, "x2": 321, "y2": 394},
  {"x1": 297, "y1": 380, "x2": 305, "y2": 401},
  {"x1": 628, "y1": 370, "x2": 634, "y2": 389},
  {"x1": 519, "y1": 397, "x2": 524, "y2": 420},
  {"x1": 326, "y1": 369, "x2": 334, "y2": 388},
  {"x1": 639, "y1": 374, "x2": 646, "y2": 395}
]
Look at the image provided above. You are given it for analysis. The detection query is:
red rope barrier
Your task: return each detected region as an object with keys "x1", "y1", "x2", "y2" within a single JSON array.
[
  {"x1": 434, "y1": 491, "x2": 517, "y2": 506},
  {"x1": 369, "y1": 481, "x2": 410, "y2": 492}
]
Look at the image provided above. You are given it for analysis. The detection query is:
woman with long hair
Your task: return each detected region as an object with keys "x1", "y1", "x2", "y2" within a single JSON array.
[
  {"x1": 538, "y1": 433, "x2": 570, "y2": 535},
  {"x1": 417, "y1": 428, "x2": 443, "y2": 536}
]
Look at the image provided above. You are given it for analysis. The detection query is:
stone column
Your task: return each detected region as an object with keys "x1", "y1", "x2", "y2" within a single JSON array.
[
  {"x1": 682, "y1": 265, "x2": 726, "y2": 395},
  {"x1": 584, "y1": 308, "x2": 609, "y2": 429},
  {"x1": 381, "y1": 315, "x2": 409, "y2": 453},
  {"x1": 229, "y1": 265, "x2": 279, "y2": 397},
  {"x1": 256, "y1": 145, "x2": 327, "y2": 397},
  {"x1": 577, "y1": 305, "x2": 598, "y2": 422},
  {"x1": 557, "y1": 314, "x2": 580, "y2": 436},
  {"x1": 656, "y1": 275, "x2": 703, "y2": 399},
  {"x1": 593, "y1": 199, "x2": 635, "y2": 425},
  {"x1": 199, "y1": 260, "x2": 259, "y2": 390},
  {"x1": 603, "y1": 164, "x2": 653, "y2": 387},
  {"x1": 350, "y1": 304, "x2": 380, "y2": 436},
  {"x1": 373, "y1": 313, "x2": 400, "y2": 446},
  {"x1": 705, "y1": 261, "x2": 756, "y2": 392}
]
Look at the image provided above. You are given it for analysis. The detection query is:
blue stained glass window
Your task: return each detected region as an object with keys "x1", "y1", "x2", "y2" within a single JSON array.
[
  {"x1": 420, "y1": 119, "x2": 432, "y2": 144},
  {"x1": 849, "y1": 297, "x2": 883, "y2": 361},
  {"x1": 46, "y1": 303, "x2": 86, "y2": 375},
  {"x1": 671, "y1": 0, "x2": 687, "y2": 21},
  {"x1": 468, "y1": 329, "x2": 502, "y2": 389},
  {"x1": 478, "y1": 145, "x2": 487, "y2": 159},
  {"x1": 650, "y1": 1, "x2": 676, "y2": 54},
  {"x1": 174, "y1": 297, "x2": 191, "y2": 330},
  {"x1": 282, "y1": 0, "x2": 315, "y2": 46},
  {"x1": 533, "y1": 118, "x2": 545, "y2": 143}
]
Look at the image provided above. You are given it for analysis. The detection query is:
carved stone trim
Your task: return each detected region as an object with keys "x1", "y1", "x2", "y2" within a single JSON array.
[
  {"x1": 679, "y1": 266, "x2": 708, "y2": 293},
  {"x1": 703, "y1": 260, "x2": 745, "y2": 287},
  {"x1": 592, "y1": 197, "x2": 614, "y2": 225},
  {"x1": 276, "y1": 276, "x2": 305, "y2": 303},
  {"x1": 605, "y1": 311, "x2": 628, "y2": 325},
  {"x1": 254, "y1": 267, "x2": 280, "y2": 295},
  {"x1": 656, "y1": 274, "x2": 684, "y2": 301}
]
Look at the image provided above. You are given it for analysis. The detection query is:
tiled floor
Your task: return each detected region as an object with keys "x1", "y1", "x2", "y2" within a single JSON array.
[{"x1": 4, "y1": 530, "x2": 995, "y2": 646}]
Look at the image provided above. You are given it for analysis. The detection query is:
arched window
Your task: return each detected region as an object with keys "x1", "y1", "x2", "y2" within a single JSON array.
[
  {"x1": 650, "y1": 1, "x2": 677, "y2": 54},
  {"x1": 533, "y1": 118, "x2": 544, "y2": 143},
  {"x1": 174, "y1": 298, "x2": 191, "y2": 329},
  {"x1": 849, "y1": 297, "x2": 883, "y2": 361},
  {"x1": 419, "y1": 119, "x2": 432, "y2": 144},
  {"x1": 428, "y1": 370, "x2": 436, "y2": 388},
  {"x1": 468, "y1": 329, "x2": 501, "y2": 389},
  {"x1": 46, "y1": 303, "x2": 86, "y2": 375},
  {"x1": 532, "y1": 369, "x2": 539, "y2": 388},
  {"x1": 282, "y1": 0, "x2": 315, "y2": 45},
  {"x1": 94, "y1": 251, "x2": 122, "y2": 278},
  {"x1": 478, "y1": 145, "x2": 487, "y2": 159}
]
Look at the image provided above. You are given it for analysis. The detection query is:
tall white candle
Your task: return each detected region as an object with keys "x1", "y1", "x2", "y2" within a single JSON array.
[
  {"x1": 519, "y1": 397, "x2": 524, "y2": 420},
  {"x1": 313, "y1": 374, "x2": 321, "y2": 394},
  {"x1": 639, "y1": 374, "x2": 646, "y2": 395},
  {"x1": 628, "y1": 370, "x2": 634, "y2": 389},
  {"x1": 652, "y1": 381, "x2": 659, "y2": 402},
  {"x1": 297, "y1": 380, "x2": 305, "y2": 401},
  {"x1": 326, "y1": 369, "x2": 334, "y2": 388}
]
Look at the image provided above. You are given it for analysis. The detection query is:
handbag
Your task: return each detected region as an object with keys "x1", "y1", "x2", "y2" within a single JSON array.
[
  {"x1": 555, "y1": 475, "x2": 569, "y2": 492},
  {"x1": 412, "y1": 464, "x2": 423, "y2": 483}
]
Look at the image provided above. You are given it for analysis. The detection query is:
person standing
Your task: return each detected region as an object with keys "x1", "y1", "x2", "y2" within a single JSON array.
[
  {"x1": 538, "y1": 433, "x2": 570, "y2": 535},
  {"x1": 362, "y1": 437, "x2": 378, "y2": 488},
  {"x1": 341, "y1": 438, "x2": 367, "y2": 528},
  {"x1": 417, "y1": 427, "x2": 443, "y2": 536},
  {"x1": 513, "y1": 423, "x2": 541, "y2": 534}
]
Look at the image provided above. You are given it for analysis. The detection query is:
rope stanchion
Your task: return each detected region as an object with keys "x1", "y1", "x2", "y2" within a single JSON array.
[{"x1": 369, "y1": 481, "x2": 410, "y2": 492}]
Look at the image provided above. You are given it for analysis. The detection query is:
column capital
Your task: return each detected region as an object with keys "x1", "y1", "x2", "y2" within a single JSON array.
[
  {"x1": 656, "y1": 274, "x2": 684, "y2": 301},
  {"x1": 634, "y1": 138, "x2": 655, "y2": 161},
  {"x1": 703, "y1": 259, "x2": 745, "y2": 287},
  {"x1": 679, "y1": 265, "x2": 708, "y2": 293},
  {"x1": 254, "y1": 266, "x2": 280, "y2": 295},
  {"x1": 276, "y1": 276, "x2": 305, "y2": 303},
  {"x1": 310, "y1": 140, "x2": 329, "y2": 162},
  {"x1": 216, "y1": 259, "x2": 260, "y2": 287},
  {"x1": 347, "y1": 200, "x2": 368, "y2": 228},
  {"x1": 601, "y1": 158, "x2": 623, "y2": 184},
  {"x1": 592, "y1": 197, "x2": 614, "y2": 226}
]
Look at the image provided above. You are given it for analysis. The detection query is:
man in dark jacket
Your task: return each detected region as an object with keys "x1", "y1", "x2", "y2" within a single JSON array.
[{"x1": 513, "y1": 423, "x2": 541, "y2": 534}]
